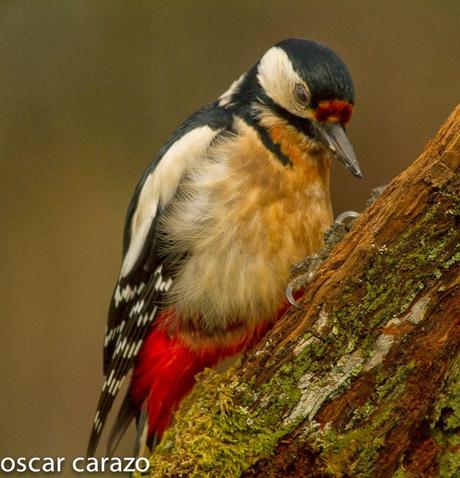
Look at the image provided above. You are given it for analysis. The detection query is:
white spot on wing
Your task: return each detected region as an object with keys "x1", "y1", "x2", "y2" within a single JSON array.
[
  {"x1": 108, "y1": 377, "x2": 118, "y2": 395},
  {"x1": 134, "y1": 340, "x2": 143, "y2": 357},
  {"x1": 154, "y1": 275, "x2": 163, "y2": 290},
  {"x1": 114, "y1": 282, "x2": 145, "y2": 307},
  {"x1": 104, "y1": 370, "x2": 114, "y2": 391},
  {"x1": 127, "y1": 342, "x2": 136, "y2": 358},
  {"x1": 164, "y1": 278, "x2": 173, "y2": 291}
]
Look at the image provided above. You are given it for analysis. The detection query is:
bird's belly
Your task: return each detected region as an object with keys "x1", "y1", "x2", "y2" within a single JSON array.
[
  {"x1": 161, "y1": 185, "x2": 331, "y2": 343},
  {"x1": 159, "y1": 124, "x2": 333, "y2": 343}
]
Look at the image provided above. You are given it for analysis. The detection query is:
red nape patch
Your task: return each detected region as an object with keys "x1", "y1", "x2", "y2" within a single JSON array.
[
  {"x1": 130, "y1": 293, "x2": 305, "y2": 440},
  {"x1": 315, "y1": 100, "x2": 353, "y2": 124}
]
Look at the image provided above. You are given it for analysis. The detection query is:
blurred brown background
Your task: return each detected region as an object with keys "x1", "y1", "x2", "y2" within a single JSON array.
[{"x1": 1, "y1": 0, "x2": 459, "y2": 475}]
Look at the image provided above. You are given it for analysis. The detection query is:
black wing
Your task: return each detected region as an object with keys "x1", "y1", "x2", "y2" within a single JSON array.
[{"x1": 87, "y1": 102, "x2": 232, "y2": 457}]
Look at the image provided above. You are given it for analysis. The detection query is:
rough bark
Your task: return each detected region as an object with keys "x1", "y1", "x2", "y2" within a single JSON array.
[{"x1": 144, "y1": 105, "x2": 460, "y2": 478}]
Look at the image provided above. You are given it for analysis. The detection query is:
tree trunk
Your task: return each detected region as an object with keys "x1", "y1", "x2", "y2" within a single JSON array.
[{"x1": 144, "y1": 105, "x2": 460, "y2": 478}]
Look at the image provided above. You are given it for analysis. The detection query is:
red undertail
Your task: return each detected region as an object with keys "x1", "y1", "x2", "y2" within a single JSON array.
[{"x1": 130, "y1": 293, "x2": 302, "y2": 441}]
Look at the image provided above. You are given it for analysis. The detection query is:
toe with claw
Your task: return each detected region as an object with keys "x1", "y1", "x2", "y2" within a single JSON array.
[
  {"x1": 284, "y1": 185, "x2": 387, "y2": 307},
  {"x1": 285, "y1": 210, "x2": 360, "y2": 307}
]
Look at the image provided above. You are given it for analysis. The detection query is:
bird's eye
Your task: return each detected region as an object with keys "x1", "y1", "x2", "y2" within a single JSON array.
[{"x1": 294, "y1": 83, "x2": 310, "y2": 106}]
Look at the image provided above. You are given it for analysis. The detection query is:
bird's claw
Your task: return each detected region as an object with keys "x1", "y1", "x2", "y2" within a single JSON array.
[
  {"x1": 335, "y1": 210, "x2": 360, "y2": 225},
  {"x1": 286, "y1": 284, "x2": 302, "y2": 308},
  {"x1": 285, "y1": 186, "x2": 387, "y2": 307},
  {"x1": 285, "y1": 253, "x2": 322, "y2": 307},
  {"x1": 285, "y1": 210, "x2": 360, "y2": 307}
]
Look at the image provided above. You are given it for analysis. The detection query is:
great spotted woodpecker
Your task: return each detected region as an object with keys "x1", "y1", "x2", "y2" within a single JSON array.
[{"x1": 87, "y1": 37, "x2": 362, "y2": 457}]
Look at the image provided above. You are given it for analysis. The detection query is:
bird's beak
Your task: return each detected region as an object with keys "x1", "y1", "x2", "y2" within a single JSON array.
[{"x1": 314, "y1": 122, "x2": 363, "y2": 178}]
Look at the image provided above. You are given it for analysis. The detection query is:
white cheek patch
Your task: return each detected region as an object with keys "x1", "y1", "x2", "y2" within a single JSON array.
[
  {"x1": 257, "y1": 47, "x2": 310, "y2": 118},
  {"x1": 120, "y1": 125, "x2": 220, "y2": 277}
]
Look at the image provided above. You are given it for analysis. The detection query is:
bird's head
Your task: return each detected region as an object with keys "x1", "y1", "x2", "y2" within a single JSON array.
[{"x1": 222, "y1": 38, "x2": 362, "y2": 178}]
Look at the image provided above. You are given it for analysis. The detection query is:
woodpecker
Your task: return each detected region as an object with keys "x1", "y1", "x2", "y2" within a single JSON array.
[{"x1": 88, "y1": 37, "x2": 362, "y2": 457}]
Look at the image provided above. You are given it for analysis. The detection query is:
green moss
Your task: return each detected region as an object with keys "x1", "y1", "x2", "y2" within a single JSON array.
[
  {"x1": 310, "y1": 200, "x2": 460, "y2": 476},
  {"x1": 391, "y1": 467, "x2": 407, "y2": 478},
  {"x1": 376, "y1": 361, "x2": 415, "y2": 401},
  {"x1": 443, "y1": 251, "x2": 460, "y2": 269},
  {"x1": 319, "y1": 410, "x2": 391, "y2": 477},
  {"x1": 436, "y1": 434, "x2": 460, "y2": 477},
  {"x1": 327, "y1": 202, "x2": 460, "y2": 360},
  {"x1": 144, "y1": 331, "x2": 338, "y2": 476},
  {"x1": 318, "y1": 362, "x2": 414, "y2": 477},
  {"x1": 432, "y1": 356, "x2": 460, "y2": 477},
  {"x1": 145, "y1": 367, "x2": 286, "y2": 478}
]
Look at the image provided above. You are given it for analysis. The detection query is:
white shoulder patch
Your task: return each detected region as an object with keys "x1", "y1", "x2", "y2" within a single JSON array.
[
  {"x1": 257, "y1": 47, "x2": 310, "y2": 118},
  {"x1": 218, "y1": 73, "x2": 246, "y2": 107},
  {"x1": 120, "y1": 125, "x2": 220, "y2": 277}
]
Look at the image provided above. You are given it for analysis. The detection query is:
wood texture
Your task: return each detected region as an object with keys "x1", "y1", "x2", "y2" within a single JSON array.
[{"x1": 145, "y1": 105, "x2": 460, "y2": 478}]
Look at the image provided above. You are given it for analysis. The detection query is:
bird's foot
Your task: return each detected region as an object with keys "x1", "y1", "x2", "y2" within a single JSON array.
[
  {"x1": 286, "y1": 213, "x2": 356, "y2": 307},
  {"x1": 286, "y1": 185, "x2": 387, "y2": 307}
]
